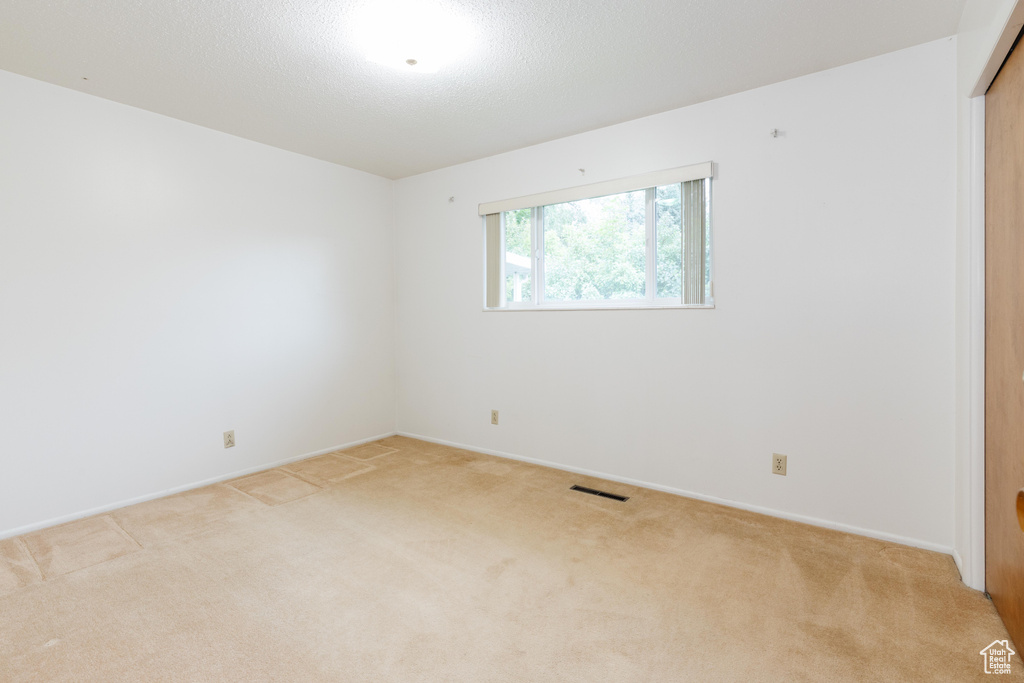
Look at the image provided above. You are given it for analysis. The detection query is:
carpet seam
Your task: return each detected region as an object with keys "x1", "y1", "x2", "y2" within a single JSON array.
[
  {"x1": 14, "y1": 536, "x2": 44, "y2": 583},
  {"x1": 0, "y1": 431, "x2": 397, "y2": 541}
]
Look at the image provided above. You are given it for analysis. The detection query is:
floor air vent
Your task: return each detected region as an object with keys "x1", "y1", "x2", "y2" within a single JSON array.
[{"x1": 570, "y1": 485, "x2": 629, "y2": 502}]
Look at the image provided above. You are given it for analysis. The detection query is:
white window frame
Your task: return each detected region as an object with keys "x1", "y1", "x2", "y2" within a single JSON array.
[{"x1": 482, "y1": 162, "x2": 714, "y2": 311}]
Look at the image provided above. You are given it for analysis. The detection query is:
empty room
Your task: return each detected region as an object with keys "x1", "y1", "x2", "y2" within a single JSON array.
[{"x1": 2, "y1": 0, "x2": 1023, "y2": 680}]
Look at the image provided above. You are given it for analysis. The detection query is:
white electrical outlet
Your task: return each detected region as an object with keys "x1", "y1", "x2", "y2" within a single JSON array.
[
  {"x1": 772, "y1": 453, "x2": 787, "y2": 476},
  {"x1": 491, "y1": 410, "x2": 499, "y2": 425},
  {"x1": 224, "y1": 430, "x2": 235, "y2": 448}
]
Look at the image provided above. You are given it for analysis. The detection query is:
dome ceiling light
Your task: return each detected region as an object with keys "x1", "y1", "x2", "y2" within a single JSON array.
[{"x1": 353, "y1": 0, "x2": 475, "y2": 74}]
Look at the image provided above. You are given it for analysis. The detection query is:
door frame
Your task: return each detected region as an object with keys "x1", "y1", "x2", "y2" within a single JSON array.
[{"x1": 965, "y1": 93, "x2": 985, "y2": 591}]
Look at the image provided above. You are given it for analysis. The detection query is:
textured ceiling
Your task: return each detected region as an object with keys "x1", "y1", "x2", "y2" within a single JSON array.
[{"x1": 0, "y1": 0, "x2": 965, "y2": 179}]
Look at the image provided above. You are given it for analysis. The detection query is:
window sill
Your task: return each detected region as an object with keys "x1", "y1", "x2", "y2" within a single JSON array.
[{"x1": 483, "y1": 302, "x2": 715, "y2": 312}]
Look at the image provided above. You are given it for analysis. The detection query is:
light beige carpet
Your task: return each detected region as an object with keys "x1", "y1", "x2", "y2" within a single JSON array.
[{"x1": 0, "y1": 437, "x2": 1017, "y2": 681}]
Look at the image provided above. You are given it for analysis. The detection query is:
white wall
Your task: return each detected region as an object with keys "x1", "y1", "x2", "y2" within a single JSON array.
[
  {"x1": 953, "y1": 0, "x2": 1022, "y2": 590},
  {"x1": 0, "y1": 69, "x2": 396, "y2": 537},
  {"x1": 394, "y1": 39, "x2": 957, "y2": 551}
]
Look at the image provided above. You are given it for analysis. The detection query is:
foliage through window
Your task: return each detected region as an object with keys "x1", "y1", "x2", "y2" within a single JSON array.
[{"x1": 483, "y1": 169, "x2": 712, "y2": 309}]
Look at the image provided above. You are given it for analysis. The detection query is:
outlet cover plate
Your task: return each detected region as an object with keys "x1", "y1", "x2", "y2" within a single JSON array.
[{"x1": 772, "y1": 453, "x2": 787, "y2": 476}]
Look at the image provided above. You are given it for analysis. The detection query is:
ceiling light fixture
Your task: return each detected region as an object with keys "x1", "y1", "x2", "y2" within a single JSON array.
[{"x1": 352, "y1": 0, "x2": 474, "y2": 73}]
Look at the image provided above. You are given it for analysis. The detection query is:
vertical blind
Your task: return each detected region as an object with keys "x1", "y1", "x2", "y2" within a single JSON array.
[
  {"x1": 682, "y1": 178, "x2": 706, "y2": 306},
  {"x1": 484, "y1": 213, "x2": 503, "y2": 308}
]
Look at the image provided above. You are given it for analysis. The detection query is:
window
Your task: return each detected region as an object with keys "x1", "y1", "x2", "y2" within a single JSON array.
[{"x1": 482, "y1": 162, "x2": 713, "y2": 309}]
